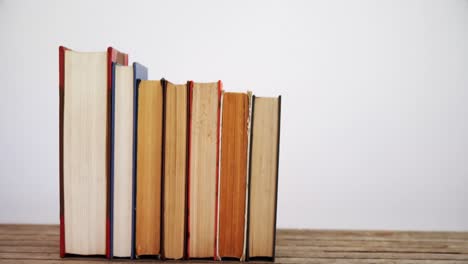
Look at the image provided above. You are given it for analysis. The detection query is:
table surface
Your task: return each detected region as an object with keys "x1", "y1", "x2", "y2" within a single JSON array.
[{"x1": 1, "y1": 225, "x2": 467, "y2": 263}]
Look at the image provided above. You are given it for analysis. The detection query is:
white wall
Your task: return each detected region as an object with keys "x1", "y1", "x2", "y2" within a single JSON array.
[{"x1": 1, "y1": 0, "x2": 468, "y2": 230}]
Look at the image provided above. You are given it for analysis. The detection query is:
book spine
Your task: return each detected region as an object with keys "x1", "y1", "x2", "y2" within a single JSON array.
[
  {"x1": 131, "y1": 63, "x2": 148, "y2": 259},
  {"x1": 131, "y1": 71, "x2": 138, "y2": 260},
  {"x1": 241, "y1": 91, "x2": 253, "y2": 261},
  {"x1": 106, "y1": 48, "x2": 112, "y2": 259},
  {"x1": 58, "y1": 46, "x2": 67, "y2": 258},
  {"x1": 109, "y1": 63, "x2": 117, "y2": 259},
  {"x1": 245, "y1": 96, "x2": 280, "y2": 262},
  {"x1": 184, "y1": 81, "x2": 190, "y2": 260},
  {"x1": 186, "y1": 81, "x2": 194, "y2": 258},
  {"x1": 215, "y1": 90, "x2": 224, "y2": 260},
  {"x1": 160, "y1": 79, "x2": 167, "y2": 260},
  {"x1": 271, "y1": 96, "x2": 281, "y2": 262},
  {"x1": 106, "y1": 47, "x2": 128, "y2": 259},
  {"x1": 214, "y1": 81, "x2": 222, "y2": 260},
  {"x1": 245, "y1": 95, "x2": 256, "y2": 261}
]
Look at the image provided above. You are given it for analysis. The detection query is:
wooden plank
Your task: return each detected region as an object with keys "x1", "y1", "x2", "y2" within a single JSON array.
[
  {"x1": 3, "y1": 242, "x2": 468, "y2": 254},
  {"x1": 276, "y1": 239, "x2": 468, "y2": 249},
  {"x1": 0, "y1": 234, "x2": 58, "y2": 241},
  {"x1": 0, "y1": 240, "x2": 57, "y2": 247},
  {"x1": 276, "y1": 251, "x2": 468, "y2": 260},
  {"x1": 279, "y1": 229, "x2": 468, "y2": 240},
  {"x1": 276, "y1": 245, "x2": 468, "y2": 254},
  {"x1": 4, "y1": 236, "x2": 468, "y2": 251},
  {"x1": 0, "y1": 225, "x2": 58, "y2": 235},
  {"x1": 274, "y1": 258, "x2": 468, "y2": 264},
  {"x1": 2, "y1": 243, "x2": 467, "y2": 255},
  {"x1": 1, "y1": 225, "x2": 468, "y2": 263},
  {"x1": 0, "y1": 260, "x2": 205, "y2": 264},
  {"x1": 0, "y1": 258, "x2": 466, "y2": 264},
  {"x1": 0, "y1": 252, "x2": 59, "y2": 260},
  {"x1": 0, "y1": 246, "x2": 58, "y2": 253},
  {"x1": 0, "y1": 260, "x2": 181, "y2": 264},
  {"x1": 2, "y1": 250, "x2": 468, "y2": 261}
]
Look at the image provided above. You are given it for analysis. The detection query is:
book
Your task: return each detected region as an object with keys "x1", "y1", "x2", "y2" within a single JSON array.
[
  {"x1": 246, "y1": 96, "x2": 281, "y2": 261},
  {"x1": 131, "y1": 63, "x2": 149, "y2": 259},
  {"x1": 59, "y1": 46, "x2": 128, "y2": 257},
  {"x1": 135, "y1": 80, "x2": 164, "y2": 258},
  {"x1": 217, "y1": 92, "x2": 251, "y2": 260},
  {"x1": 187, "y1": 81, "x2": 222, "y2": 259},
  {"x1": 110, "y1": 63, "x2": 147, "y2": 258},
  {"x1": 161, "y1": 80, "x2": 189, "y2": 260}
]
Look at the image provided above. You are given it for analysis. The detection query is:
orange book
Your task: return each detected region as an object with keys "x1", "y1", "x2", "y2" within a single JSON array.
[
  {"x1": 135, "y1": 80, "x2": 164, "y2": 258},
  {"x1": 161, "y1": 80, "x2": 189, "y2": 260},
  {"x1": 217, "y1": 92, "x2": 251, "y2": 260}
]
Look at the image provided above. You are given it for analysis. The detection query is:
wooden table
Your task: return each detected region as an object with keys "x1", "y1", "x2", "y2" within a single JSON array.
[{"x1": 1, "y1": 225, "x2": 467, "y2": 263}]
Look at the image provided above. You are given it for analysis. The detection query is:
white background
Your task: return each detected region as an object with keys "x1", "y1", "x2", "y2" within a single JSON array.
[{"x1": 1, "y1": 0, "x2": 468, "y2": 230}]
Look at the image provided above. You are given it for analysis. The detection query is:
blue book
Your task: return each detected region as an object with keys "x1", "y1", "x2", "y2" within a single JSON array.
[{"x1": 110, "y1": 62, "x2": 148, "y2": 259}]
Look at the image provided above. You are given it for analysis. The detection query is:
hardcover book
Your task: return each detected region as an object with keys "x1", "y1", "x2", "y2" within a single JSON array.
[
  {"x1": 109, "y1": 63, "x2": 147, "y2": 258},
  {"x1": 187, "y1": 81, "x2": 222, "y2": 259},
  {"x1": 217, "y1": 91, "x2": 251, "y2": 260},
  {"x1": 135, "y1": 80, "x2": 164, "y2": 258},
  {"x1": 246, "y1": 96, "x2": 281, "y2": 261},
  {"x1": 59, "y1": 46, "x2": 128, "y2": 258},
  {"x1": 161, "y1": 80, "x2": 189, "y2": 260}
]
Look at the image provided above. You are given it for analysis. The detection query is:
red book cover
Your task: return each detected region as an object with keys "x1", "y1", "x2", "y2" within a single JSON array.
[
  {"x1": 214, "y1": 80, "x2": 222, "y2": 260},
  {"x1": 58, "y1": 46, "x2": 68, "y2": 258},
  {"x1": 59, "y1": 47, "x2": 128, "y2": 258}
]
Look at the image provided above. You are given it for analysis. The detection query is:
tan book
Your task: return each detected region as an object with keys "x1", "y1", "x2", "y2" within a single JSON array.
[
  {"x1": 109, "y1": 63, "x2": 147, "y2": 259},
  {"x1": 187, "y1": 81, "x2": 222, "y2": 259},
  {"x1": 162, "y1": 80, "x2": 188, "y2": 260},
  {"x1": 111, "y1": 65, "x2": 134, "y2": 258},
  {"x1": 247, "y1": 96, "x2": 281, "y2": 261},
  {"x1": 217, "y1": 92, "x2": 250, "y2": 260},
  {"x1": 135, "y1": 80, "x2": 163, "y2": 257}
]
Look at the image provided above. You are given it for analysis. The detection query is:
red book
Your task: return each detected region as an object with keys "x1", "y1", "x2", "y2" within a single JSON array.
[{"x1": 59, "y1": 47, "x2": 128, "y2": 258}]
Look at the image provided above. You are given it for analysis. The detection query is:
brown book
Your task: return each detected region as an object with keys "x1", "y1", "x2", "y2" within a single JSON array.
[
  {"x1": 187, "y1": 81, "x2": 222, "y2": 259},
  {"x1": 162, "y1": 80, "x2": 188, "y2": 260},
  {"x1": 217, "y1": 92, "x2": 251, "y2": 260},
  {"x1": 247, "y1": 96, "x2": 281, "y2": 261},
  {"x1": 135, "y1": 80, "x2": 164, "y2": 257}
]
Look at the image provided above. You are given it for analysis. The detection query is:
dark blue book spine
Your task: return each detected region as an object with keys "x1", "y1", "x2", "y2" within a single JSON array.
[{"x1": 109, "y1": 62, "x2": 117, "y2": 259}]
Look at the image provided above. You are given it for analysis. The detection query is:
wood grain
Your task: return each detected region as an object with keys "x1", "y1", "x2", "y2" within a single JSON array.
[
  {"x1": 163, "y1": 82, "x2": 188, "y2": 259},
  {"x1": 1, "y1": 225, "x2": 468, "y2": 263},
  {"x1": 188, "y1": 82, "x2": 219, "y2": 258},
  {"x1": 218, "y1": 92, "x2": 249, "y2": 259},
  {"x1": 136, "y1": 81, "x2": 163, "y2": 256},
  {"x1": 248, "y1": 97, "x2": 280, "y2": 258}
]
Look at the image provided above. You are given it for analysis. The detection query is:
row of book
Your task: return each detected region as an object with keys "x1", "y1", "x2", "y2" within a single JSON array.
[{"x1": 59, "y1": 47, "x2": 281, "y2": 261}]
